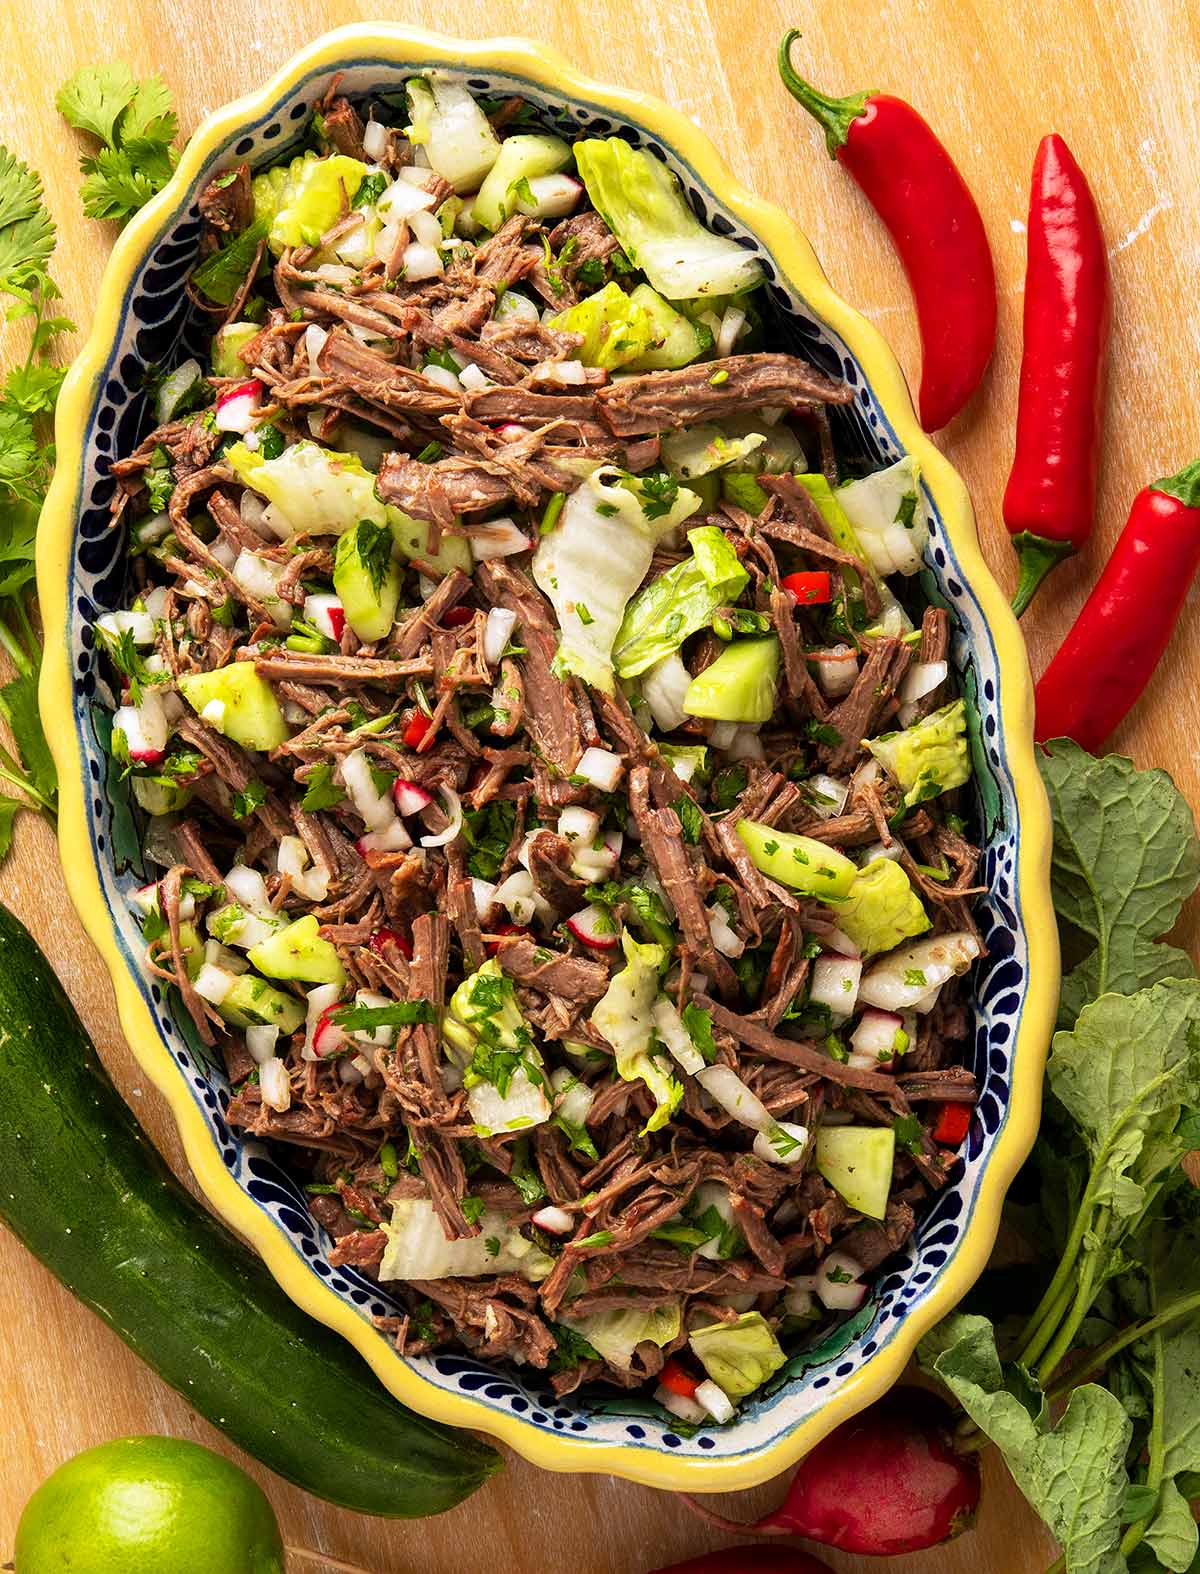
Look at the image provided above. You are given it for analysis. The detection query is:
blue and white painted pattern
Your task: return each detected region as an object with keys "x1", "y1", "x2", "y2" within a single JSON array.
[{"x1": 61, "y1": 58, "x2": 1027, "y2": 1464}]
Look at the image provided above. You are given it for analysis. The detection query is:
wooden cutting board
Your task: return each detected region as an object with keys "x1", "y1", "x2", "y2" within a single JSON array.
[{"x1": 1, "y1": 0, "x2": 1196, "y2": 1568}]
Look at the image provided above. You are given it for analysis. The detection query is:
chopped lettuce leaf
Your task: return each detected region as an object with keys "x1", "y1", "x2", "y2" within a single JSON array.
[
  {"x1": 833, "y1": 858, "x2": 930, "y2": 956},
  {"x1": 614, "y1": 523, "x2": 748, "y2": 678},
  {"x1": 591, "y1": 932, "x2": 682, "y2": 1133},
  {"x1": 379, "y1": 1197, "x2": 554, "y2": 1281},
  {"x1": 532, "y1": 465, "x2": 700, "y2": 693},
  {"x1": 683, "y1": 636, "x2": 780, "y2": 723},
  {"x1": 837, "y1": 456, "x2": 929, "y2": 577},
  {"x1": 548, "y1": 281, "x2": 654, "y2": 370},
  {"x1": 252, "y1": 151, "x2": 367, "y2": 255},
  {"x1": 660, "y1": 424, "x2": 766, "y2": 481},
  {"x1": 443, "y1": 960, "x2": 550, "y2": 1137},
  {"x1": 868, "y1": 699, "x2": 972, "y2": 808},
  {"x1": 689, "y1": 1311, "x2": 786, "y2": 1398},
  {"x1": 560, "y1": 1301, "x2": 681, "y2": 1372},
  {"x1": 405, "y1": 74, "x2": 502, "y2": 194},
  {"x1": 574, "y1": 137, "x2": 763, "y2": 300},
  {"x1": 226, "y1": 439, "x2": 385, "y2": 537}
]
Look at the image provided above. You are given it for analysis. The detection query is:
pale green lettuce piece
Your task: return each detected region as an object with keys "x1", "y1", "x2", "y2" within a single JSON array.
[
  {"x1": 689, "y1": 1311, "x2": 787, "y2": 1398},
  {"x1": 547, "y1": 281, "x2": 654, "y2": 370},
  {"x1": 574, "y1": 137, "x2": 763, "y2": 300},
  {"x1": 444, "y1": 960, "x2": 549, "y2": 1138},
  {"x1": 405, "y1": 74, "x2": 501, "y2": 194},
  {"x1": 1039, "y1": 740, "x2": 1200, "y2": 1028},
  {"x1": 560, "y1": 1303, "x2": 681, "y2": 1372},
  {"x1": 532, "y1": 466, "x2": 700, "y2": 694},
  {"x1": 837, "y1": 456, "x2": 929, "y2": 577},
  {"x1": 252, "y1": 152, "x2": 367, "y2": 254},
  {"x1": 471, "y1": 132, "x2": 572, "y2": 230},
  {"x1": 868, "y1": 700, "x2": 971, "y2": 809},
  {"x1": 614, "y1": 524, "x2": 748, "y2": 678},
  {"x1": 380, "y1": 1197, "x2": 554, "y2": 1281},
  {"x1": 590, "y1": 932, "x2": 681, "y2": 1133},
  {"x1": 226, "y1": 440, "x2": 385, "y2": 537},
  {"x1": 660, "y1": 425, "x2": 766, "y2": 481},
  {"x1": 833, "y1": 858, "x2": 930, "y2": 956}
]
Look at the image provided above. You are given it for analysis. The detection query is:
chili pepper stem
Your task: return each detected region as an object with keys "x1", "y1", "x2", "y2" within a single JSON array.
[
  {"x1": 777, "y1": 31, "x2": 873, "y2": 157},
  {"x1": 1153, "y1": 456, "x2": 1200, "y2": 507},
  {"x1": 1010, "y1": 531, "x2": 1077, "y2": 617}
]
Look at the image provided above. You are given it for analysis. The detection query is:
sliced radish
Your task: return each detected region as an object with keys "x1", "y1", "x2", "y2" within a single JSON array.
[
  {"x1": 815, "y1": 644, "x2": 859, "y2": 699},
  {"x1": 575, "y1": 746, "x2": 624, "y2": 793},
  {"x1": 349, "y1": 989, "x2": 395, "y2": 1048},
  {"x1": 392, "y1": 778, "x2": 435, "y2": 816},
  {"x1": 657, "y1": 1386, "x2": 709, "y2": 1426},
  {"x1": 466, "y1": 517, "x2": 531, "y2": 560},
  {"x1": 483, "y1": 607, "x2": 518, "y2": 666},
  {"x1": 566, "y1": 903, "x2": 620, "y2": 950},
  {"x1": 532, "y1": 358, "x2": 588, "y2": 386},
  {"x1": 809, "y1": 952, "x2": 863, "y2": 1017},
  {"x1": 558, "y1": 806, "x2": 601, "y2": 846},
  {"x1": 303, "y1": 983, "x2": 342, "y2": 1061},
  {"x1": 532, "y1": 1204, "x2": 574, "y2": 1234},
  {"x1": 368, "y1": 926, "x2": 413, "y2": 960},
  {"x1": 515, "y1": 172, "x2": 584, "y2": 220},
  {"x1": 851, "y1": 1008, "x2": 906, "y2": 1063},
  {"x1": 214, "y1": 378, "x2": 264, "y2": 434},
  {"x1": 303, "y1": 593, "x2": 346, "y2": 643},
  {"x1": 114, "y1": 688, "x2": 168, "y2": 764},
  {"x1": 312, "y1": 1006, "x2": 349, "y2": 1059},
  {"x1": 570, "y1": 831, "x2": 621, "y2": 882},
  {"x1": 494, "y1": 421, "x2": 531, "y2": 441}
]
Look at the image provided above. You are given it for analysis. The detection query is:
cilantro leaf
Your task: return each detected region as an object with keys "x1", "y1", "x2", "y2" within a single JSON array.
[
  {"x1": 79, "y1": 147, "x2": 163, "y2": 224},
  {"x1": 0, "y1": 148, "x2": 56, "y2": 290},
  {"x1": 329, "y1": 999, "x2": 435, "y2": 1029},
  {"x1": 681, "y1": 1001, "x2": 716, "y2": 1064},
  {"x1": 192, "y1": 219, "x2": 268, "y2": 307},
  {"x1": 118, "y1": 74, "x2": 179, "y2": 148},
  {"x1": 0, "y1": 795, "x2": 23, "y2": 860},
  {"x1": 58, "y1": 63, "x2": 178, "y2": 226},
  {"x1": 231, "y1": 779, "x2": 267, "y2": 820},
  {"x1": 1040, "y1": 741, "x2": 1200, "y2": 1028},
  {"x1": 673, "y1": 794, "x2": 702, "y2": 845},
  {"x1": 56, "y1": 63, "x2": 139, "y2": 147},
  {"x1": 0, "y1": 667, "x2": 56, "y2": 805},
  {"x1": 301, "y1": 762, "x2": 346, "y2": 812}
]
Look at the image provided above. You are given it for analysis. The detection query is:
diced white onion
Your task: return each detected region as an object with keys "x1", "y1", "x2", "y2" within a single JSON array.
[
  {"x1": 694, "y1": 1378, "x2": 736, "y2": 1424},
  {"x1": 657, "y1": 1386, "x2": 709, "y2": 1426},
  {"x1": 402, "y1": 241, "x2": 444, "y2": 281},
  {"x1": 707, "y1": 904, "x2": 745, "y2": 958},
  {"x1": 419, "y1": 784, "x2": 464, "y2": 849},
  {"x1": 239, "y1": 489, "x2": 271, "y2": 535},
  {"x1": 859, "y1": 839, "x2": 902, "y2": 864},
  {"x1": 203, "y1": 939, "x2": 248, "y2": 974},
  {"x1": 303, "y1": 323, "x2": 328, "y2": 376},
  {"x1": 465, "y1": 517, "x2": 531, "y2": 560},
  {"x1": 642, "y1": 651, "x2": 692, "y2": 733},
  {"x1": 141, "y1": 585, "x2": 171, "y2": 620},
  {"x1": 532, "y1": 1205, "x2": 574, "y2": 1234},
  {"x1": 210, "y1": 538, "x2": 238, "y2": 570},
  {"x1": 851, "y1": 1008, "x2": 905, "y2": 1063},
  {"x1": 471, "y1": 877, "x2": 498, "y2": 919},
  {"x1": 194, "y1": 963, "x2": 235, "y2": 1005},
  {"x1": 339, "y1": 1057, "x2": 364, "y2": 1084},
  {"x1": 575, "y1": 746, "x2": 625, "y2": 793},
  {"x1": 232, "y1": 551, "x2": 292, "y2": 630},
  {"x1": 358, "y1": 820, "x2": 414, "y2": 855},
  {"x1": 816, "y1": 644, "x2": 858, "y2": 699},
  {"x1": 408, "y1": 205, "x2": 444, "y2": 249},
  {"x1": 420, "y1": 361, "x2": 461, "y2": 393},
  {"x1": 715, "y1": 305, "x2": 747, "y2": 359},
  {"x1": 899, "y1": 659, "x2": 948, "y2": 705},
  {"x1": 341, "y1": 749, "x2": 395, "y2": 831},
  {"x1": 709, "y1": 720, "x2": 739, "y2": 749},
  {"x1": 350, "y1": 989, "x2": 395, "y2": 1048},
  {"x1": 696, "y1": 1064, "x2": 771, "y2": 1131},
  {"x1": 858, "y1": 932, "x2": 981, "y2": 1012},
  {"x1": 784, "y1": 1285, "x2": 817, "y2": 1317},
  {"x1": 754, "y1": 1120, "x2": 810, "y2": 1166},
  {"x1": 809, "y1": 952, "x2": 863, "y2": 1017},
  {"x1": 806, "y1": 774, "x2": 849, "y2": 818},
  {"x1": 398, "y1": 162, "x2": 436, "y2": 186},
  {"x1": 815, "y1": 1251, "x2": 867, "y2": 1311},
  {"x1": 277, "y1": 833, "x2": 331, "y2": 902},
  {"x1": 245, "y1": 1024, "x2": 280, "y2": 1064},
  {"x1": 223, "y1": 864, "x2": 272, "y2": 914},
  {"x1": 558, "y1": 806, "x2": 601, "y2": 846},
  {"x1": 259, "y1": 1056, "x2": 292, "y2": 1112},
  {"x1": 494, "y1": 290, "x2": 540, "y2": 324},
  {"x1": 379, "y1": 177, "x2": 437, "y2": 218},
  {"x1": 98, "y1": 609, "x2": 155, "y2": 645},
  {"x1": 550, "y1": 1065, "x2": 595, "y2": 1127},
  {"x1": 457, "y1": 362, "x2": 492, "y2": 392},
  {"x1": 362, "y1": 121, "x2": 389, "y2": 161},
  {"x1": 728, "y1": 724, "x2": 765, "y2": 761},
  {"x1": 651, "y1": 997, "x2": 705, "y2": 1076},
  {"x1": 483, "y1": 606, "x2": 517, "y2": 666},
  {"x1": 532, "y1": 357, "x2": 588, "y2": 386},
  {"x1": 495, "y1": 869, "x2": 539, "y2": 926}
]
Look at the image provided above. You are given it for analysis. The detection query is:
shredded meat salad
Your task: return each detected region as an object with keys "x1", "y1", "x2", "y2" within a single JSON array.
[{"x1": 96, "y1": 76, "x2": 987, "y2": 1419}]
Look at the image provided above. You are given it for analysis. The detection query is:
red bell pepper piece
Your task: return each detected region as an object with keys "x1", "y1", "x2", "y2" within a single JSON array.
[
  {"x1": 778, "y1": 33, "x2": 996, "y2": 432},
  {"x1": 1035, "y1": 460, "x2": 1200, "y2": 751},
  {"x1": 484, "y1": 921, "x2": 531, "y2": 957},
  {"x1": 1005, "y1": 135, "x2": 1110, "y2": 615},
  {"x1": 931, "y1": 1101, "x2": 972, "y2": 1147},
  {"x1": 402, "y1": 711, "x2": 433, "y2": 749},
  {"x1": 658, "y1": 1357, "x2": 701, "y2": 1399},
  {"x1": 442, "y1": 605, "x2": 475, "y2": 628},
  {"x1": 780, "y1": 570, "x2": 832, "y2": 606}
]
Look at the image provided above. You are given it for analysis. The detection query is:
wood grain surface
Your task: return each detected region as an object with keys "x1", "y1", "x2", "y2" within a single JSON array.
[{"x1": 2, "y1": 0, "x2": 1197, "y2": 1568}]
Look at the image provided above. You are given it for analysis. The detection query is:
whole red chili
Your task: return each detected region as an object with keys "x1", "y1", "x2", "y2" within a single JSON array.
[
  {"x1": 650, "y1": 1552, "x2": 832, "y2": 1574},
  {"x1": 777, "y1": 32, "x2": 996, "y2": 432},
  {"x1": 1005, "y1": 134, "x2": 1110, "y2": 615},
  {"x1": 1035, "y1": 460, "x2": 1200, "y2": 751}
]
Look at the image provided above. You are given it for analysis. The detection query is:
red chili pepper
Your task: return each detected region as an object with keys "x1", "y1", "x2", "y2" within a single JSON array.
[
  {"x1": 1005, "y1": 135, "x2": 1110, "y2": 615},
  {"x1": 658, "y1": 1357, "x2": 701, "y2": 1399},
  {"x1": 931, "y1": 1101, "x2": 972, "y2": 1147},
  {"x1": 651, "y1": 1552, "x2": 833, "y2": 1574},
  {"x1": 778, "y1": 32, "x2": 996, "y2": 432},
  {"x1": 780, "y1": 570, "x2": 832, "y2": 606},
  {"x1": 402, "y1": 711, "x2": 433, "y2": 749},
  {"x1": 484, "y1": 920, "x2": 531, "y2": 957},
  {"x1": 368, "y1": 926, "x2": 413, "y2": 960},
  {"x1": 1035, "y1": 460, "x2": 1200, "y2": 751},
  {"x1": 442, "y1": 605, "x2": 475, "y2": 628}
]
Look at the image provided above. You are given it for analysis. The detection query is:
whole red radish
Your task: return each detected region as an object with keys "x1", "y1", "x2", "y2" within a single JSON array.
[
  {"x1": 685, "y1": 1388, "x2": 979, "y2": 1556},
  {"x1": 652, "y1": 1552, "x2": 832, "y2": 1574}
]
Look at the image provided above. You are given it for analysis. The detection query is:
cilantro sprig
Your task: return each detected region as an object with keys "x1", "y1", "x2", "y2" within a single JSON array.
[{"x1": 56, "y1": 64, "x2": 179, "y2": 225}]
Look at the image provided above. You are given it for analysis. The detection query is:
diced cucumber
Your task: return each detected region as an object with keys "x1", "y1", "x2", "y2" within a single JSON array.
[
  {"x1": 247, "y1": 915, "x2": 347, "y2": 987},
  {"x1": 624, "y1": 284, "x2": 713, "y2": 370},
  {"x1": 688, "y1": 473, "x2": 721, "y2": 513},
  {"x1": 548, "y1": 281, "x2": 654, "y2": 370},
  {"x1": 815, "y1": 1124, "x2": 896, "y2": 1221},
  {"x1": 471, "y1": 134, "x2": 572, "y2": 231},
  {"x1": 388, "y1": 509, "x2": 473, "y2": 577},
  {"x1": 721, "y1": 471, "x2": 769, "y2": 515},
  {"x1": 736, "y1": 819, "x2": 858, "y2": 900},
  {"x1": 177, "y1": 921, "x2": 204, "y2": 981},
  {"x1": 683, "y1": 635, "x2": 780, "y2": 724},
  {"x1": 333, "y1": 523, "x2": 403, "y2": 642},
  {"x1": 212, "y1": 323, "x2": 258, "y2": 379},
  {"x1": 178, "y1": 664, "x2": 290, "y2": 753},
  {"x1": 217, "y1": 972, "x2": 306, "y2": 1035},
  {"x1": 131, "y1": 777, "x2": 193, "y2": 816}
]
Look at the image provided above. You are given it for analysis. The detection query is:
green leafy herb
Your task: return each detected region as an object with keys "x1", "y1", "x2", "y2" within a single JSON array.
[
  {"x1": 673, "y1": 795, "x2": 703, "y2": 845},
  {"x1": 329, "y1": 999, "x2": 436, "y2": 1029},
  {"x1": 711, "y1": 764, "x2": 748, "y2": 812},
  {"x1": 231, "y1": 779, "x2": 267, "y2": 820},
  {"x1": 893, "y1": 1112, "x2": 925, "y2": 1155},
  {"x1": 57, "y1": 64, "x2": 179, "y2": 225},
  {"x1": 572, "y1": 1230, "x2": 614, "y2": 1250},
  {"x1": 508, "y1": 1137, "x2": 546, "y2": 1206},
  {"x1": 144, "y1": 443, "x2": 174, "y2": 512},
  {"x1": 415, "y1": 440, "x2": 443, "y2": 463},
  {"x1": 350, "y1": 518, "x2": 394, "y2": 599},
  {"x1": 463, "y1": 799, "x2": 517, "y2": 882},
  {"x1": 638, "y1": 470, "x2": 679, "y2": 521},
  {"x1": 461, "y1": 1195, "x2": 486, "y2": 1226},
  {"x1": 301, "y1": 762, "x2": 346, "y2": 812},
  {"x1": 191, "y1": 219, "x2": 268, "y2": 307},
  {"x1": 352, "y1": 171, "x2": 389, "y2": 210},
  {"x1": 549, "y1": 1322, "x2": 599, "y2": 1372},
  {"x1": 681, "y1": 1001, "x2": 717, "y2": 1064}
]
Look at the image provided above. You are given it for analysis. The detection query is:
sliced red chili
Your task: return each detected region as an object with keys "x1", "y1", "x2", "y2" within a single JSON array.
[
  {"x1": 931, "y1": 1102, "x2": 972, "y2": 1147},
  {"x1": 781, "y1": 570, "x2": 833, "y2": 605},
  {"x1": 402, "y1": 712, "x2": 433, "y2": 749},
  {"x1": 368, "y1": 926, "x2": 413, "y2": 960},
  {"x1": 442, "y1": 605, "x2": 475, "y2": 628},
  {"x1": 484, "y1": 921, "x2": 531, "y2": 957},
  {"x1": 658, "y1": 1357, "x2": 701, "y2": 1399}
]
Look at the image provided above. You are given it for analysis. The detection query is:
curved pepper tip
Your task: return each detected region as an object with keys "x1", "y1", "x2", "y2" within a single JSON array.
[{"x1": 1010, "y1": 531, "x2": 1076, "y2": 618}]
